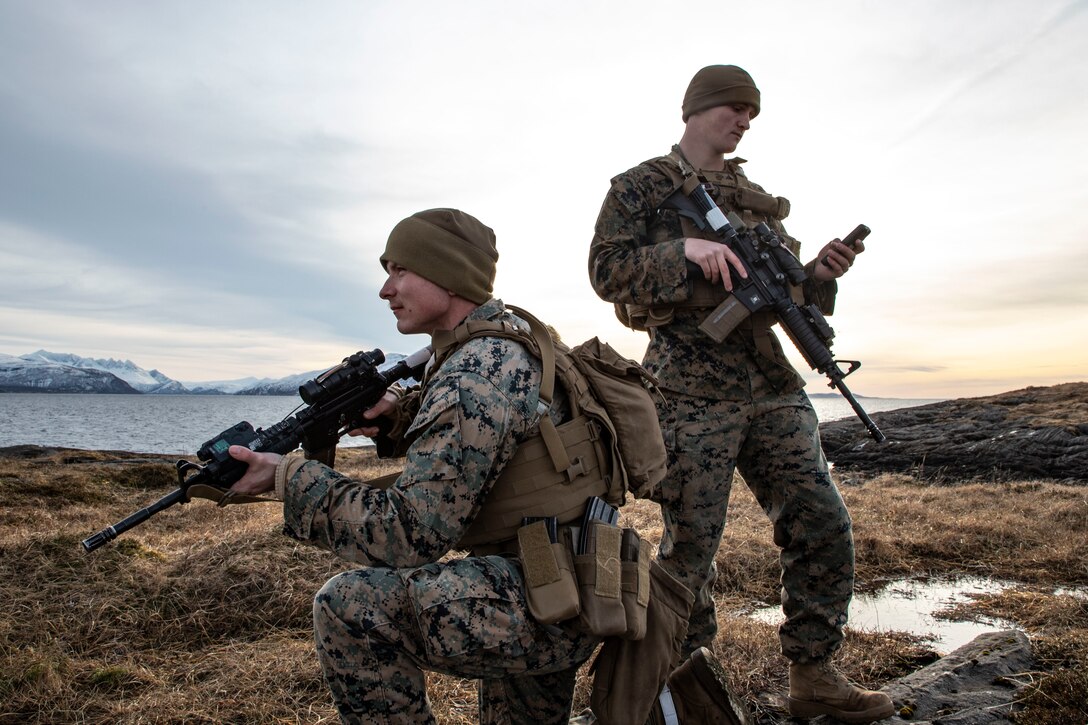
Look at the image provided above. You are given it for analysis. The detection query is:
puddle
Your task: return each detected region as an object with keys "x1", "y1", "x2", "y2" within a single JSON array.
[
  {"x1": 748, "y1": 576, "x2": 1021, "y2": 654},
  {"x1": 1056, "y1": 586, "x2": 1088, "y2": 600}
]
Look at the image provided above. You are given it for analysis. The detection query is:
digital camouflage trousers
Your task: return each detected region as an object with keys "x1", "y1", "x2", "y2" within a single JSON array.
[
  {"x1": 312, "y1": 554, "x2": 600, "y2": 724},
  {"x1": 653, "y1": 377, "x2": 855, "y2": 664}
]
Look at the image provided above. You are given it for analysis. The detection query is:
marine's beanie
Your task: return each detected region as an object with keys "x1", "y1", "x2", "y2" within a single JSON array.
[
  {"x1": 380, "y1": 208, "x2": 498, "y2": 304},
  {"x1": 682, "y1": 65, "x2": 761, "y2": 121}
]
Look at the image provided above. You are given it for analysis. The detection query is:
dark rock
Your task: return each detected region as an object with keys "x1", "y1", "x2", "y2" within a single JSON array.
[
  {"x1": 880, "y1": 630, "x2": 1032, "y2": 724},
  {"x1": 793, "y1": 631, "x2": 1032, "y2": 725},
  {"x1": 820, "y1": 382, "x2": 1088, "y2": 482},
  {"x1": 0, "y1": 444, "x2": 57, "y2": 459}
]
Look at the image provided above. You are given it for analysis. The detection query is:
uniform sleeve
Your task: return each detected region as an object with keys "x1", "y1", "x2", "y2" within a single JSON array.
[
  {"x1": 802, "y1": 259, "x2": 839, "y2": 315},
  {"x1": 588, "y1": 170, "x2": 691, "y2": 307},
  {"x1": 280, "y1": 368, "x2": 522, "y2": 567},
  {"x1": 372, "y1": 386, "x2": 422, "y2": 458}
]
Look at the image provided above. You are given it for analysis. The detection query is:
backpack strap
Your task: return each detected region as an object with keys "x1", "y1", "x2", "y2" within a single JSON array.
[
  {"x1": 505, "y1": 306, "x2": 557, "y2": 414},
  {"x1": 432, "y1": 307, "x2": 583, "y2": 481},
  {"x1": 506, "y1": 305, "x2": 583, "y2": 481}
]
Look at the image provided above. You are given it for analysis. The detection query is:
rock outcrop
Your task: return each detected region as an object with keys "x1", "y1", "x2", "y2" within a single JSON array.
[
  {"x1": 802, "y1": 630, "x2": 1033, "y2": 725},
  {"x1": 882, "y1": 630, "x2": 1032, "y2": 724},
  {"x1": 820, "y1": 382, "x2": 1088, "y2": 482}
]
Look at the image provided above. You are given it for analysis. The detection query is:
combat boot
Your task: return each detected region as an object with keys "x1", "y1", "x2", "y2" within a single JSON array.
[
  {"x1": 649, "y1": 647, "x2": 751, "y2": 725},
  {"x1": 787, "y1": 661, "x2": 894, "y2": 723}
]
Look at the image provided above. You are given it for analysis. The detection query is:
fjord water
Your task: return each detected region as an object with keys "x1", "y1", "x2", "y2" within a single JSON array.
[
  {"x1": 0, "y1": 392, "x2": 943, "y2": 455},
  {"x1": 0, "y1": 393, "x2": 318, "y2": 454}
]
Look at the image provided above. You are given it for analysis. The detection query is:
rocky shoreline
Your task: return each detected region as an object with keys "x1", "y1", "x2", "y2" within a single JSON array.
[
  {"x1": 820, "y1": 382, "x2": 1088, "y2": 483},
  {"x1": 804, "y1": 383, "x2": 1088, "y2": 722}
]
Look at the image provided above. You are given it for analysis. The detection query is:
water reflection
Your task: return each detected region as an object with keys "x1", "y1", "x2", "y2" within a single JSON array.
[{"x1": 749, "y1": 576, "x2": 1020, "y2": 654}]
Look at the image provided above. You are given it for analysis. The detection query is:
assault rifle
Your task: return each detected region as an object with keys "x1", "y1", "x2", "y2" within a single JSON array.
[
  {"x1": 81, "y1": 347, "x2": 431, "y2": 552},
  {"x1": 666, "y1": 183, "x2": 886, "y2": 442}
]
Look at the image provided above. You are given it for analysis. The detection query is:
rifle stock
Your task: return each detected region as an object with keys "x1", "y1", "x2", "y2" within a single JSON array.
[{"x1": 81, "y1": 346, "x2": 431, "y2": 552}]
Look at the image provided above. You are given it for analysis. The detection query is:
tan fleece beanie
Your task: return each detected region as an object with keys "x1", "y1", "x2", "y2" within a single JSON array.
[
  {"x1": 682, "y1": 65, "x2": 761, "y2": 121},
  {"x1": 380, "y1": 208, "x2": 498, "y2": 304}
]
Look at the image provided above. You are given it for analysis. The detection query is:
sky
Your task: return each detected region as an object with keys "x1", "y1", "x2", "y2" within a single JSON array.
[{"x1": 1, "y1": 0, "x2": 1085, "y2": 399}]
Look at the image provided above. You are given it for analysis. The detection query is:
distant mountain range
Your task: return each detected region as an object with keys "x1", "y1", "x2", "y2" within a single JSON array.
[
  {"x1": 0, "y1": 349, "x2": 864, "y2": 399},
  {"x1": 0, "y1": 350, "x2": 408, "y2": 395}
]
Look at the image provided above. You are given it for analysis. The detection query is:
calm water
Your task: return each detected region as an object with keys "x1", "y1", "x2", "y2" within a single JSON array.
[
  {"x1": 0, "y1": 394, "x2": 366, "y2": 455},
  {"x1": 751, "y1": 576, "x2": 1022, "y2": 654},
  {"x1": 0, "y1": 392, "x2": 943, "y2": 455}
]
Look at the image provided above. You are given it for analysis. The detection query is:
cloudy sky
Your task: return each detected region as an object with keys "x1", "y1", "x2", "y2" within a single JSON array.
[{"x1": 1, "y1": 0, "x2": 1085, "y2": 398}]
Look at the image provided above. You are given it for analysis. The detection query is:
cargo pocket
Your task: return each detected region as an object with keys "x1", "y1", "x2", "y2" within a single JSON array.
[{"x1": 405, "y1": 558, "x2": 534, "y2": 661}]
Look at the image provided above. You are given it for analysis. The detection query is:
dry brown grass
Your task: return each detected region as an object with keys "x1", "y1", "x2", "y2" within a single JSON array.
[{"x1": 1, "y1": 446, "x2": 1085, "y2": 724}]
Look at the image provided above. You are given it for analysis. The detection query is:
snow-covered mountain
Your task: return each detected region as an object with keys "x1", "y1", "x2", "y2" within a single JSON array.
[
  {"x1": 0, "y1": 353, "x2": 139, "y2": 394},
  {"x1": 236, "y1": 369, "x2": 327, "y2": 396},
  {"x1": 0, "y1": 350, "x2": 413, "y2": 396},
  {"x1": 181, "y1": 376, "x2": 274, "y2": 395},
  {"x1": 19, "y1": 350, "x2": 185, "y2": 394},
  {"x1": 236, "y1": 353, "x2": 411, "y2": 396}
]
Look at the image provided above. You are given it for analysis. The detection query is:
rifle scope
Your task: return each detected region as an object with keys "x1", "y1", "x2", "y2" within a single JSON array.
[{"x1": 299, "y1": 350, "x2": 385, "y2": 405}]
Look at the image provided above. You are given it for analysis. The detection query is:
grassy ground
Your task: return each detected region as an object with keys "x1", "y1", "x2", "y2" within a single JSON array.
[{"x1": 1, "y1": 446, "x2": 1085, "y2": 724}]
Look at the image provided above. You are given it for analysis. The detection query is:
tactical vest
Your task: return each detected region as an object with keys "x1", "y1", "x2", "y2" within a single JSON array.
[
  {"x1": 617, "y1": 147, "x2": 795, "y2": 343},
  {"x1": 427, "y1": 309, "x2": 626, "y2": 553}
]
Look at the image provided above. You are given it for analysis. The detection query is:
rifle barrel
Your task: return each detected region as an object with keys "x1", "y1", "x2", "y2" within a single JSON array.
[
  {"x1": 80, "y1": 487, "x2": 187, "y2": 552},
  {"x1": 833, "y1": 381, "x2": 886, "y2": 442}
]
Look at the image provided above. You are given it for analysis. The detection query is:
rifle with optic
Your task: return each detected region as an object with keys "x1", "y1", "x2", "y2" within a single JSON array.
[
  {"x1": 665, "y1": 183, "x2": 885, "y2": 442},
  {"x1": 81, "y1": 346, "x2": 431, "y2": 552}
]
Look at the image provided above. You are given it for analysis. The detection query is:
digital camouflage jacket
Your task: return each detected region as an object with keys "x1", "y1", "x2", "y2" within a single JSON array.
[
  {"x1": 278, "y1": 298, "x2": 566, "y2": 566},
  {"x1": 589, "y1": 148, "x2": 838, "y2": 399}
]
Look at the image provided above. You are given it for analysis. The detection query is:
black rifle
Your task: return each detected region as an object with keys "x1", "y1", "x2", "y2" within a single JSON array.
[
  {"x1": 666, "y1": 183, "x2": 885, "y2": 442},
  {"x1": 81, "y1": 347, "x2": 431, "y2": 552}
]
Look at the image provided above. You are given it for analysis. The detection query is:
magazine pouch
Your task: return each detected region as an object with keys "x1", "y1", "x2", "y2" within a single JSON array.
[
  {"x1": 573, "y1": 520, "x2": 627, "y2": 637},
  {"x1": 619, "y1": 527, "x2": 651, "y2": 640},
  {"x1": 517, "y1": 519, "x2": 580, "y2": 624}
]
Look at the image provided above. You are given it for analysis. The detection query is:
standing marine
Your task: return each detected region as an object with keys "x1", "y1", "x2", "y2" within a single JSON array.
[{"x1": 588, "y1": 65, "x2": 895, "y2": 723}]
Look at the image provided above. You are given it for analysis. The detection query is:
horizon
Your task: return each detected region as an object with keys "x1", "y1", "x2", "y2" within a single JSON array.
[
  {"x1": 4, "y1": 345, "x2": 1082, "y2": 402},
  {"x1": 2, "y1": 2, "x2": 1086, "y2": 400}
]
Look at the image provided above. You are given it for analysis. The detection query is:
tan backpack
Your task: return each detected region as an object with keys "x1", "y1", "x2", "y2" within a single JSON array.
[{"x1": 439, "y1": 305, "x2": 668, "y2": 548}]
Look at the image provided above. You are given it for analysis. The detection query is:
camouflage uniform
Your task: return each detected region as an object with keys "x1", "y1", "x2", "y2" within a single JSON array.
[
  {"x1": 588, "y1": 148, "x2": 855, "y2": 664},
  {"x1": 280, "y1": 298, "x2": 601, "y2": 724}
]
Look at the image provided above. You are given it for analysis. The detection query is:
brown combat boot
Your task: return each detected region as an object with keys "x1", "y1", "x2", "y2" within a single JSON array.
[
  {"x1": 649, "y1": 647, "x2": 751, "y2": 725},
  {"x1": 787, "y1": 661, "x2": 894, "y2": 723}
]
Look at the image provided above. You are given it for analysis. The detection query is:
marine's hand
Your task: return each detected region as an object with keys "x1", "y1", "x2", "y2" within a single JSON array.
[
  {"x1": 347, "y1": 391, "x2": 398, "y2": 438},
  {"x1": 685, "y1": 237, "x2": 747, "y2": 290},
  {"x1": 227, "y1": 446, "x2": 282, "y2": 495},
  {"x1": 812, "y1": 237, "x2": 864, "y2": 282}
]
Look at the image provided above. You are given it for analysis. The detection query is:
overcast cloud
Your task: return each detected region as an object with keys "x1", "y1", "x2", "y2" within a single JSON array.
[{"x1": 1, "y1": 0, "x2": 1085, "y2": 398}]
